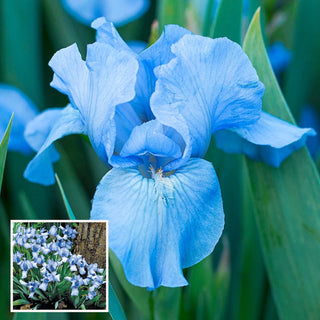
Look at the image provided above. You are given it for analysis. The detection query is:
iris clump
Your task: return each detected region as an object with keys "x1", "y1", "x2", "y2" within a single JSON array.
[
  {"x1": 24, "y1": 19, "x2": 315, "y2": 290},
  {"x1": 12, "y1": 223, "x2": 106, "y2": 310}
]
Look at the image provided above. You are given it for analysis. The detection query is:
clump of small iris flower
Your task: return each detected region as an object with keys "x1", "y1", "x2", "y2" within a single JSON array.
[
  {"x1": 24, "y1": 19, "x2": 316, "y2": 290},
  {"x1": 13, "y1": 223, "x2": 106, "y2": 310}
]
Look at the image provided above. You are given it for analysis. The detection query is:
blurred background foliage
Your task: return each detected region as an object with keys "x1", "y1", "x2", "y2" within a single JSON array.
[{"x1": 1, "y1": 0, "x2": 320, "y2": 319}]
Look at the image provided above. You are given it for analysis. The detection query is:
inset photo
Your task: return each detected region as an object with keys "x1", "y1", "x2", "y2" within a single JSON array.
[{"x1": 10, "y1": 220, "x2": 108, "y2": 312}]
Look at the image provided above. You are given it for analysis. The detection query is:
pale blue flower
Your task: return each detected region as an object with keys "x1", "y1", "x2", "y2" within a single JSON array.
[
  {"x1": 32, "y1": 252, "x2": 45, "y2": 265},
  {"x1": 65, "y1": 274, "x2": 89, "y2": 296},
  {"x1": 86, "y1": 286, "x2": 97, "y2": 300},
  {"x1": 0, "y1": 84, "x2": 38, "y2": 154},
  {"x1": 25, "y1": 20, "x2": 316, "y2": 289},
  {"x1": 48, "y1": 225, "x2": 58, "y2": 237},
  {"x1": 60, "y1": 0, "x2": 150, "y2": 26},
  {"x1": 87, "y1": 263, "x2": 104, "y2": 277},
  {"x1": 268, "y1": 42, "x2": 291, "y2": 76},
  {"x1": 77, "y1": 257, "x2": 88, "y2": 275},
  {"x1": 18, "y1": 258, "x2": 37, "y2": 278},
  {"x1": 43, "y1": 259, "x2": 61, "y2": 272},
  {"x1": 68, "y1": 254, "x2": 82, "y2": 272},
  {"x1": 20, "y1": 279, "x2": 40, "y2": 298},
  {"x1": 39, "y1": 270, "x2": 60, "y2": 291},
  {"x1": 13, "y1": 252, "x2": 24, "y2": 264},
  {"x1": 55, "y1": 247, "x2": 71, "y2": 262}
]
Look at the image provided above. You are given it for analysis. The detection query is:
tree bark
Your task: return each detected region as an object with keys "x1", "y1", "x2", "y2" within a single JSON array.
[{"x1": 73, "y1": 222, "x2": 107, "y2": 269}]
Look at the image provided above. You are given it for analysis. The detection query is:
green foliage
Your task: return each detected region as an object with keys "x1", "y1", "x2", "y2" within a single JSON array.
[
  {"x1": 0, "y1": 114, "x2": 13, "y2": 194},
  {"x1": 56, "y1": 174, "x2": 77, "y2": 220},
  {"x1": 156, "y1": 0, "x2": 186, "y2": 31},
  {"x1": 284, "y1": 0, "x2": 320, "y2": 118},
  {"x1": 243, "y1": 8, "x2": 320, "y2": 320},
  {"x1": 212, "y1": 0, "x2": 243, "y2": 43}
]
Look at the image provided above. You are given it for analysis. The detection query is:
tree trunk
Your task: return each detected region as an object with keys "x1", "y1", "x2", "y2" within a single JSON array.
[{"x1": 73, "y1": 222, "x2": 107, "y2": 269}]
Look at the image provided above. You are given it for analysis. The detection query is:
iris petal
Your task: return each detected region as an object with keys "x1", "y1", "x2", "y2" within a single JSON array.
[
  {"x1": 151, "y1": 35, "x2": 265, "y2": 170},
  {"x1": 49, "y1": 42, "x2": 139, "y2": 164},
  {"x1": 120, "y1": 120, "x2": 182, "y2": 159},
  {"x1": 24, "y1": 105, "x2": 86, "y2": 185},
  {"x1": 214, "y1": 111, "x2": 316, "y2": 167},
  {"x1": 91, "y1": 158, "x2": 224, "y2": 289},
  {"x1": 0, "y1": 84, "x2": 38, "y2": 154}
]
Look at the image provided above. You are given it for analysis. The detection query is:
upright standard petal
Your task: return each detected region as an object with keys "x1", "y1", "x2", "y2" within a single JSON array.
[
  {"x1": 61, "y1": 0, "x2": 149, "y2": 26},
  {"x1": 93, "y1": 20, "x2": 192, "y2": 122},
  {"x1": 0, "y1": 84, "x2": 38, "y2": 154},
  {"x1": 214, "y1": 111, "x2": 316, "y2": 167},
  {"x1": 151, "y1": 35, "x2": 265, "y2": 170},
  {"x1": 24, "y1": 105, "x2": 86, "y2": 185},
  {"x1": 49, "y1": 42, "x2": 139, "y2": 164},
  {"x1": 91, "y1": 158, "x2": 224, "y2": 289}
]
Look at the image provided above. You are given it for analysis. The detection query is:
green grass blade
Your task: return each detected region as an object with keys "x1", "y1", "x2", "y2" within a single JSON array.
[
  {"x1": 1, "y1": 0, "x2": 42, "y2": 104},
  {"x1": 243, "y1": 8, "x2": 320, "y2": 320},
  {"x1": 0, "y1": 114, "x2": 13, "y2": 194},
  {"x1": 13, "y1": 313, "x2": 47, "y2": 320},
  {"x1": 110, "y1": 250, "x2": 151, "y2": 318},
  {"x1": 109, "y1": 282, "x2": 127, "y2": 320},
  {"x1": 212, "y1": 0, "x2": 243, "y2": 43},
  {"x1": 284, "y1": 0, "x2": 320, "y2": 118},
  {"x1": 156, "y1": 0, "x2": 186, "y2": 31},
  {"x1": 55, "y1": 174, "x2": 77, "y2": 220}
]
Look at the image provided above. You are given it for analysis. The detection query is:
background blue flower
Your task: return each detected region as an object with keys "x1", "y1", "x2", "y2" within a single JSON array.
[
  {"x1": 60, "y1": 0, "x2": 150, "y2": 26},
  {"x1": 0, "y1": 84, "x2": 38, "y2": 154}
]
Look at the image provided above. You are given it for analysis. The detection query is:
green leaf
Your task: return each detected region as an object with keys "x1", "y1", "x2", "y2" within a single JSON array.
[
  {"x1": 202, "y1": 0, "x2": 215, "y2": 36},
  {"x1": 109, "y1": 282, "x2": 127, "y2": 320},
  {"x1": 109, "y1": 250, "x2": 150, "y2": 318},
  {"x1": 13, "y1": 313, "x2": 47, "y2": 320},
  {"x1": 284, "y1": 0, "x2": 320, "y2": 118},
  {"x1": 153, "y1": 287, "x2": 181, "y2": 320},
  {"x1": 212, "y1": 0, "x2": 243, "y2": 43},
  {"x1": 243, "y1": 8, "x2": 320, "y2": 320},
  {"x1": 55, "y1": 174, "x2": 76, "y2": 220},
  {"x1": 181, "y1": 249, "x2": 229, "y2": 320},
  {"x1": 1, "y1": 0, "x2": 43, "y2": 104},
  {"x1": 13, "y1": 298, "x2": 31, "y2": 306},
  {"x1": 156, "y1": 0, "x2": 186, "y2": 31},
  {"x1": 0, "y1": 114, "x2": 13, "y2": 194}
]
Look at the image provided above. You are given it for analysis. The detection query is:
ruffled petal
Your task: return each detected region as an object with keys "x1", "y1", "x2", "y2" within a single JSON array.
[
  {"x1": 151, "y1": 35, "x2": 264, "y2": 170},
  {"x1": 92, "y1": 18, "x2": 131, "y2": 52},
  {"x1": 61, "y1": 0, "x2": 149, "y2": 26},
  {"x1": 24, "y1": 105, "x2": 86, "y2": 185},
  {"x1": 0, "y1": 84, "x2": 38, "y2": 154},
  {"x1": 91, "y1": 158, "x2": 224, "y2": 289},
  {"x1": 49, "y1": 42, "x2": 139, "y2": 164},
  {"x1": 93, "y1": 20, "x2": 191, "y2": 123},
  {"x1": 120, "y1": 120, "x2": 182, "y2": 159},
  {"x1": 214, "y1": 111, "x2": 316, "y2": 167}
]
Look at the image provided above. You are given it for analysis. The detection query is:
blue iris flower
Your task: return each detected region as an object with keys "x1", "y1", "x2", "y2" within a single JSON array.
[
  {"x1": 0, "y1": 84, "x2": 38, "y2": 154},
  {"x1": 25, "y1": 19, "x2": 316, "y2": 289},
  {"x1": 60, "y1": 0, "x2": 149, "y2": 26},
  {"x1": 20, "y1": 280, "x2": 40, "y2": 298},
  {"x1": 13, "y1": 251, "x2": 24, "y2": 264},
  {"x1": 267, "y1": 42, "x2": 292, "y2": 76},
  {"x1": 65, "y1": 274, "x2": 89, "y2": 296},
  {"x1": 48, "y1": 225, "x2": 58, "y2": 237}
]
